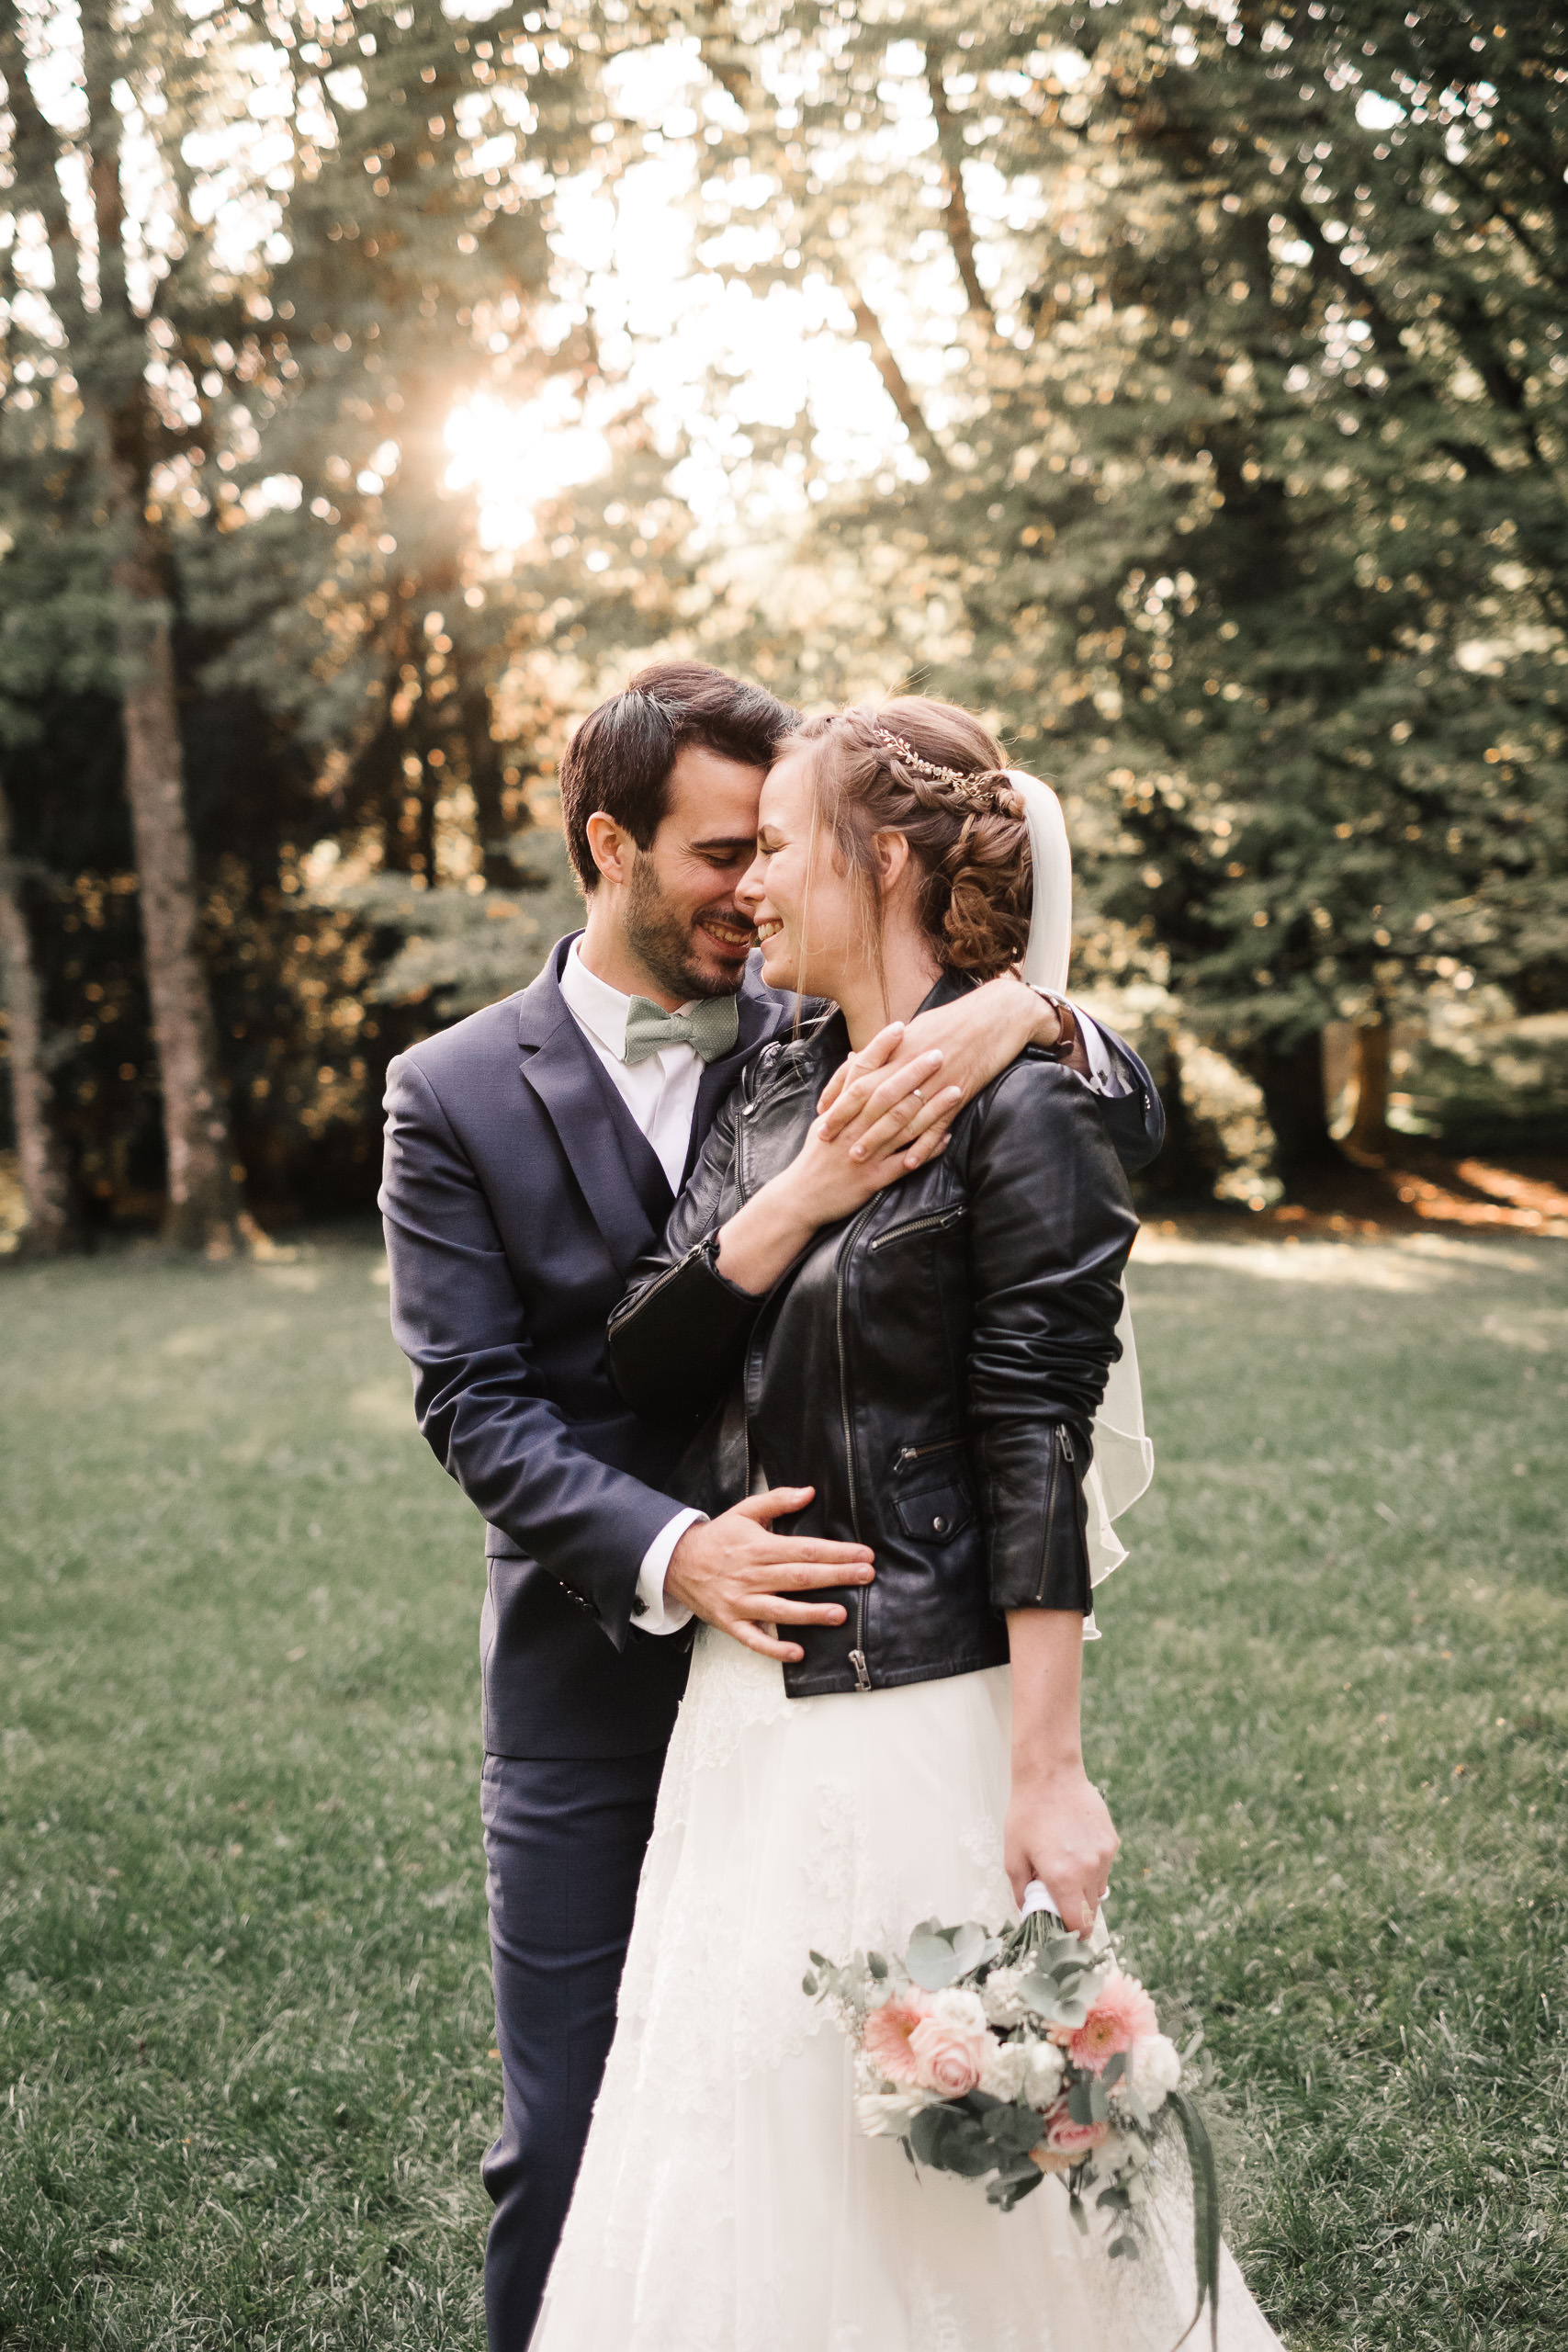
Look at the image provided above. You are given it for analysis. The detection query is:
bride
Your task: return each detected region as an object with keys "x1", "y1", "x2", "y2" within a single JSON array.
[{"x1": 528, "y1": 698, "x2": 1283, "y2": 2350}]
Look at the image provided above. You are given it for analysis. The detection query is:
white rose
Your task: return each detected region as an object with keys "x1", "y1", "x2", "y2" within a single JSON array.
[
  {"x1": 856, "y1": 2088, "x2": 940, "y2": 2138},
  {"x1": 1131, "y1": 2033, "x2": 1181, "y2": 2112},
  {"x1": 979, "y1": 2038, "x2": 1030, "y2": 2101},
  {"x1": 1023, "y1": 2041, "x2": 1066, "y2": 2109},
  {"x1": 981, "y1": 1965, "x2": 1029, "y2": 2026},
  {"x1": 931, "y1": 1987, "x2": 989, "y2": 2035}
]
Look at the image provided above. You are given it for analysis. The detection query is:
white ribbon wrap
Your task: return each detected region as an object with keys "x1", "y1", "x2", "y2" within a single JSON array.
[{"x1": 1006, "y1": 771, "x2": 1155, "y2": 1620}]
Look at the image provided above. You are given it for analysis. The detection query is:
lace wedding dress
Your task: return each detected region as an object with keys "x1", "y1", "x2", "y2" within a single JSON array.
[{"x1": 529, "y1": 1626, "x2": 1286, "y2": 2352}]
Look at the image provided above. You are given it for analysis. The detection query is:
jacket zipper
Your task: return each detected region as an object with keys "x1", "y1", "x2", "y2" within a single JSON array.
[
  {"x1": 894, "y1": 1435, "x2": 964, "y2": 1471},
  {"x1": 836, "y1": 1200, "x2": 880, "y2": 1688},
  {"x1": 1033, "y1": 1424, "x2": 1075, "y2": 1604},
  {"x1": 867, "y1": 1204, "x2": 968, "y2": 1252}
]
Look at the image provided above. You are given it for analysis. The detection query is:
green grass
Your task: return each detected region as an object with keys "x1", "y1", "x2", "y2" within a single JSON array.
[{"x1": 2, "y1": 1228, "x2": 1565, "y2": 2349}]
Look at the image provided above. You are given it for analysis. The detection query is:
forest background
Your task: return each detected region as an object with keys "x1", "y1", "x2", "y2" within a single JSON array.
[{"x1": 2, "y1": 0, "x2": 1566, "y2": 1257}]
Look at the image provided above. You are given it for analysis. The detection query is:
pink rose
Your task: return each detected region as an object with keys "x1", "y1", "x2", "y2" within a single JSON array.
[
  {"x1": 908, "y1": 2012, "x2": 991, "y2": 2098},
  {"x1": 1030, "y1": 2098, "x2": 1111, "y2": 2172},
  {"x1": 1065, "y1": 1969, "x2": 1159, "y2": 2076},
  {"x1": 863, "y1": 1994, "x2": 931, "y2": 2087}
]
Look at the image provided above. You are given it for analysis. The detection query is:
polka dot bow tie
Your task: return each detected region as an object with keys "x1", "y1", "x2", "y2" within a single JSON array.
[{"x1": 622, "y1": 993, "x2": 741, "y2": 1066}]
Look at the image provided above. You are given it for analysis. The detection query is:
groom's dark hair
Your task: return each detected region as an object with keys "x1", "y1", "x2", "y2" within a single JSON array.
[{"x1": 559, "y1": 662, "x2": 797, "y2": 891}]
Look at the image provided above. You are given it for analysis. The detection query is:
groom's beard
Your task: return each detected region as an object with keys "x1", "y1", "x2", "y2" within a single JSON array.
[{"x1": 626, "y1": 853, "x2": 754, "y2": 1002}]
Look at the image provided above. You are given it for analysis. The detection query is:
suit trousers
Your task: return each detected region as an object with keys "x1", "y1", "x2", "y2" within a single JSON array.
[{"x1": 479, "y1": 1747, "x2": 665, "y2": 2349}]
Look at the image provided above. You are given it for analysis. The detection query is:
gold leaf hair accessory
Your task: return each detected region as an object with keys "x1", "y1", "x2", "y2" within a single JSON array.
[{"x1": 873, "y1": 726, "x2": 994, "y2": 805}]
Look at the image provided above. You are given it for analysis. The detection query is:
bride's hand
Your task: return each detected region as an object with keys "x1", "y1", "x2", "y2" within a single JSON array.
[
  {"x1": 713, "y1": 1044, "x2": 958, "y2": 1295},
  {"x1": 1003, "y1": 1761, "x2": 1119, "y2": 1938},
  {"x1": 778, "y1": 1081, "x2": 956, "y2": 1228}
]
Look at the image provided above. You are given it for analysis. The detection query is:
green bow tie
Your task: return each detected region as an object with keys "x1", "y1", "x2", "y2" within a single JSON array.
[{"x1": 623, "y1": 992, "x2": 741, "y2": 1067}]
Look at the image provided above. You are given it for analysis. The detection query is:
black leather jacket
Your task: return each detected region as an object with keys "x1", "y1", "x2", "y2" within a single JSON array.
[{"x1": 608, "y1": 977, "x2": 1138, "y2": 1700}]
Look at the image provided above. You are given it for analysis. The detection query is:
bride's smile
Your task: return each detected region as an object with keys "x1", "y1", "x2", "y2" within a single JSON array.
[{"x1": 736, "y1": 745, "x2": 935, "y2": 1047}]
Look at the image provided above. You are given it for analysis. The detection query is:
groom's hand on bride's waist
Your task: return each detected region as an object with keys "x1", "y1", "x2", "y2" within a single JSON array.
[{"x1": 665, "y1": 1487, "x2": 874, "y2": 1666}]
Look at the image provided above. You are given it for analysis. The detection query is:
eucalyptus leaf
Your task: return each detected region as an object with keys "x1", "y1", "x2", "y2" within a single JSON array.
[
  {"x1": 948, "y1": 1920, "x2": 992, "y2": 1975},
  {"x1": 908, "y1": 2103, "x2": 995, "y2": 2178},
  {"x1": 987, "y1": 2157, "x2": 1045, "y2": 2211},
  {"x1": 983, "y1": 2101, "x2": 1049, "y2": 2159},
  {"x1": 1101, "y1": 2051, "x2": 1128, "y2": 2089},
  {"x1": 903, "y1": 1918, "x2": 973, "y2": 1991}
]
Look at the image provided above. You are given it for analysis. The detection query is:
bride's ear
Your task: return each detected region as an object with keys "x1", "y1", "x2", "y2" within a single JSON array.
[{"x1": 870, "y1": 829, "x2": 912, "y2": 899}]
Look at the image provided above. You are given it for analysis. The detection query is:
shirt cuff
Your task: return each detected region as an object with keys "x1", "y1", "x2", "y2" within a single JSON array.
[
  {"x1": 1072, "y1": 1008, "x2": 1134, "y2": 1100},
  {"x1": 630, "y1": 1508, "x2": 703, "y2": 1635}
]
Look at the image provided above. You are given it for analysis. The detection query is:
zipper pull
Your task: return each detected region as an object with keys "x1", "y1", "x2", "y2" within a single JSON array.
[
  {"x1": 848, "y1": 1648, "x2": 872, "y2": 1691},
  {"x1": 1056, "y1": 1426, "x2": 1075, "y2": 1463}
]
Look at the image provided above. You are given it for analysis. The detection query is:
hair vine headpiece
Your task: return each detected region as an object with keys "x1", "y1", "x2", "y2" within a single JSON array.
[{"x1": 873, "y1": 726, "x2": 995, "y2": 806}]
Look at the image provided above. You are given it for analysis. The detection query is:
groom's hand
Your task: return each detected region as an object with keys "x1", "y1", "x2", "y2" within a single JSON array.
[{"x1": 665, "y1": 1487, "x2": 874, "y2": 1666}]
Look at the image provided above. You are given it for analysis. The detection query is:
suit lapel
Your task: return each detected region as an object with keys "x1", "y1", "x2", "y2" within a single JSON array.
[
  {"x1": 518, "y1": 936, "x2": 802, "y2": 1250},
  {"x1": 682, "y1": 972, "x2": 795, "y2": 1185},
  {"x1": 517, "y1": 939, "x2": 664, "y2": 1278}
]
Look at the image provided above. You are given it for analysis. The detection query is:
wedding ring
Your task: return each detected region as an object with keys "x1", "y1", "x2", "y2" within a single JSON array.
[{"x1": 909, "y1": 1086, "x2": 924, "y2": 1104}]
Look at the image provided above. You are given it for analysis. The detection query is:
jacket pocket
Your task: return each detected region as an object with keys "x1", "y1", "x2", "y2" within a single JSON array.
[
  {"x1": 869, "y1": 1203, "x2": 968, "y2": 1252},
  {"x1": 894, "y1": 1480, "x2": 975, "y2": 1544}
]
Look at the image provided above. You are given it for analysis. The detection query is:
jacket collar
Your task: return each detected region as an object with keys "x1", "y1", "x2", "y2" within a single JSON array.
[{"x1": 760, "y1": 967, "x2": 976, "y2": 1093}]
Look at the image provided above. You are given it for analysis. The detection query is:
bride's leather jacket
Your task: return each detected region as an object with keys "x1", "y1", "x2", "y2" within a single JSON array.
[{"x1": 607, "y1": 975, "x2": 1138, "y2": 1702}]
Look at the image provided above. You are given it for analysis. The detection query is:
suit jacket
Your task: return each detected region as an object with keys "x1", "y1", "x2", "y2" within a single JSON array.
[{"x1": 379, "y1": 933, "x2": 1163, "y2": 1759}]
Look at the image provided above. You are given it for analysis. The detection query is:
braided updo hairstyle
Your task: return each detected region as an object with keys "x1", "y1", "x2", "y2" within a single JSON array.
[{"x1": 785, "y1": 696, "x2": 1032, "y2": 984}]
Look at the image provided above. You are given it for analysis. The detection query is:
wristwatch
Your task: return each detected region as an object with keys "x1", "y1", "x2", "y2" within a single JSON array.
[{"x1": 1025, "y1": 985, "x2": 1079, "y2": 1064}]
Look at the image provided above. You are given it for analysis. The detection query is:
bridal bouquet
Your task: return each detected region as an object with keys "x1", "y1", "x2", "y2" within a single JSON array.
[{"x1": 805, "y1": 1891, "x2": 1219, "y2": 2335}]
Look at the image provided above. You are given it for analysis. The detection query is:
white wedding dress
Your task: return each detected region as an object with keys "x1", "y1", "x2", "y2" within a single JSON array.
[{"x1": 529, "y1": 1626, "x2": 1287, "y2": 2351}]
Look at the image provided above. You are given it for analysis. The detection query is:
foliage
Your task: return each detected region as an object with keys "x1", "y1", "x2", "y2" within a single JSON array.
[
  {"x1": 5, "y1": 1, "x2": 1565, "y2": 1226},
  {"x1": 677, "y1": 1, "x2": 1568, "y2": 1159}
]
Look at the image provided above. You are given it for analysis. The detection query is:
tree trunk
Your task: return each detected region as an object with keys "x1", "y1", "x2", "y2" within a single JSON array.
[
  {"x1": 1345, "y1": 1016, "x2": 1392, "y2": 1159},
  {"x1": 1245, "y1": 1030, "x2": 1340, "y2": 1181},
  {"x1": 113, "y1": 514, "x2": 245, "y2": 1250},
  {"x1": 456, "y1": 653, "x2": 525, "y2": 885},
  {"x1": 79, "y1": 0, "x2": 245, "y2": 1253},
  {"x1": 0, "y1": 777, "x2": 79, "y2": 1253}
]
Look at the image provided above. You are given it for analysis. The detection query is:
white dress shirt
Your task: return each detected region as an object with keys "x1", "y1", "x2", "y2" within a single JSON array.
[{"x1": 558, "y1": 939, "x2": 1132, "y2": 1637}]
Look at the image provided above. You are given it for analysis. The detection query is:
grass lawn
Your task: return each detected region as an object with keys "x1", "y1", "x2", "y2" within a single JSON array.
[{"x1": 2, "y1": 1227, "x2": 1565, "y2": 2350}]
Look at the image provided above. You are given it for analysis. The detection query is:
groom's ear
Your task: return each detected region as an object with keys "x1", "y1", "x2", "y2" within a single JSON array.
[{"x1": 585, "y1": 811, "x2": 635, "y2": 888}]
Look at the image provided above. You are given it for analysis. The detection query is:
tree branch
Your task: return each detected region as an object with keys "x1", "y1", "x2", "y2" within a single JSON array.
[
  {"x1": 925, "y1": 51, "x2": 994, "y2": 326},
  {"x1": 836, "y1": 276, "x2": 946, "y2": 474}
]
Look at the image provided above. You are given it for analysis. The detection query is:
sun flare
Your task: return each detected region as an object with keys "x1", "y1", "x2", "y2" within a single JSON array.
[{"x1": 445, "y1": 390, "x2": 613, "y2": 553}]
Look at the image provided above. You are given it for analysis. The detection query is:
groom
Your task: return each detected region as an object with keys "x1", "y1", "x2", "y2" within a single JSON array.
[{"x1": 379, "y1": 662, "x2": 1164, "y2": 2347}]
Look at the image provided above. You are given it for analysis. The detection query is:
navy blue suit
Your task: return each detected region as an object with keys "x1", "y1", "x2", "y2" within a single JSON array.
[{"x1": 378, "y1": 934, "x2": 1163, "y2": 2346}]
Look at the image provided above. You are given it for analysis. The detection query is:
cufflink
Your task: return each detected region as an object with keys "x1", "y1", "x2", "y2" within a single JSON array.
[{"x1": 631, "y1": 1594, "x2": 647, "y2": 1617}]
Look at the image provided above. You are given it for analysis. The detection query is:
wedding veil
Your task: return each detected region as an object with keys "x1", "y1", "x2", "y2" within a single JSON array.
[{"x1": 1006, "y1": 771, "x2": 1155, "y2": 1616}]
